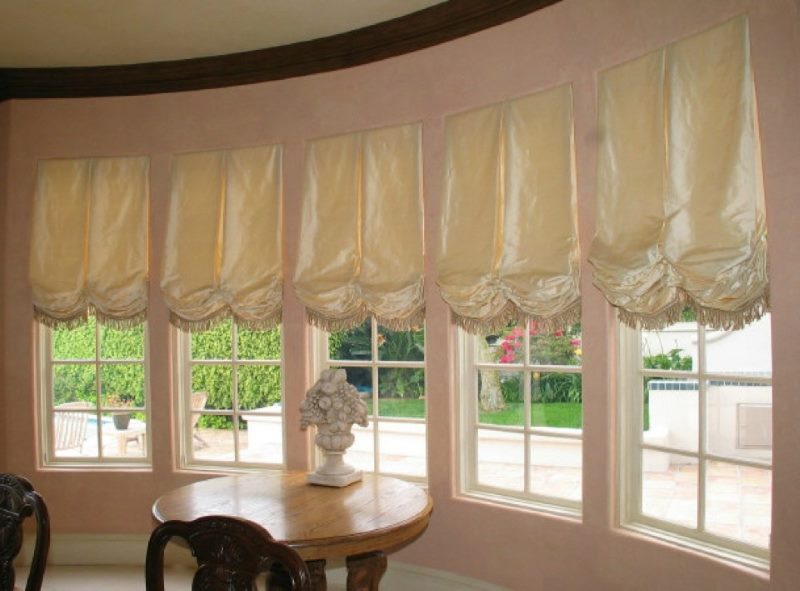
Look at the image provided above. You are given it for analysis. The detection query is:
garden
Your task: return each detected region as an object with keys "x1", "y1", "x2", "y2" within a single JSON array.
[{"x1": 51, "y1": 318, "x2": 692, "y2": 433}]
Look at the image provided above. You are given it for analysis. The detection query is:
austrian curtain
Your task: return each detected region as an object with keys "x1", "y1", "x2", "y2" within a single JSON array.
[
  {"x1": 293, "y1": 124, "x2": 423, "y2": 331},
  {"x1": 161, "y1": 145, "x2": 283, "y2": 331},
  {"x1": 436, "y1": 84, "x2": 580, "y2": 334},
  {"x1": 30, "y1": 157, "x2": 149, "y2": 328},
  {"x1": 588, "y1": 16, "x2": 768, "y2": 330}
]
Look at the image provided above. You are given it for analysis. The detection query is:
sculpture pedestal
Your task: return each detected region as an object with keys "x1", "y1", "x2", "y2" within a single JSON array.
[{"x1": 307, "y1": 450, "x2": 362, "y2": 487}]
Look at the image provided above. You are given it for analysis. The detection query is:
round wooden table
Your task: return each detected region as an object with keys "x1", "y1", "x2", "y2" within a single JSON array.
[{"x1": 152, "y1": 471, "x2": 433, "y2": 590}]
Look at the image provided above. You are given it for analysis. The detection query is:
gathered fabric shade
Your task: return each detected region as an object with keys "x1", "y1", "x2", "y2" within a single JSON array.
[
  {"x1": 161, "y1": 145, "x2": 283, "y2": 331},
  {"x1": 294, "y1": 124, "x2": 423, "y2": 332},
  {"x1": 589, "y1": 17, "x2": 767, "y2": 330},
  {"x1": 436, "y1": 84, "x2": 580, "y2": 334},
  {"x1": 30, "y1": 157, "x2": 149, "y2": 329}
]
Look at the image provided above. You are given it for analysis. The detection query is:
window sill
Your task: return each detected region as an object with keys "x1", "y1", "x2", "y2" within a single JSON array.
[
  {"x1": 620, "y1": 521, "x2": 770, "y2": 574},
  {"x1": 459, "y1": 487, "x2": 581, "y2": 521}
]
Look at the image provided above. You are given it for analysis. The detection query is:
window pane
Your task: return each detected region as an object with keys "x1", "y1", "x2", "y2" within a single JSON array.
[
  {"x1": 531, "y1": 372, "x2": 582, "y2": 428},
  {"x1": 529, "y1": 322, "x2": 582, "y2": 366},
  {"x1": 705, "y1": 461, "x2": 771, "y2": 548},
  {"x1": 477, "y1": 428, "x2": 524, "y2": 491},
  {"x1": 641, "y1": 316, "x2": 697, "y2": 373},
  {"x1": 240, "y1": 414, "x2": 282, "y2": 464},
  {"x1": 193, "y1": 415, "x2": 235, "y2": 462},
  {"x1": 378, "y1": 422, "x2": 426, "y2": 478},
  {"x1": 478, "y1": 370, "x2": 523, "y2": 426},
  {"x1": 706, "y1": 382, "x2": 772, "y2": 464},
  {"x1": 705, "y1": 315, "x2": 771, "y2": 376},
  {"x1": 642, "y1": 450, "x2": 698, "y2": 528},
  {"x1": 192, "y1": 365, "x2": 232, "y2": 410},
  {"x1": 329, "y1": 321, "x2": 371, "y2": 361},
  {"x1": 238, "y1": 365, "x2": 282, "y2": 411},
  {"x1": 378, "y1": 368, "x2": 424, "y2": 417},
  {"x1": 191, "y1": 320, "x2": 233, "y2": 360},
  {"x1": 53, "y1": 364, "x2": 96, "y2": 405},
  {"x1": 347, "y1": 424, "x2": 375, "y2": 472},
  {"x1": 529, "y1": 436, "x2": 582, "y2": 501},
  {"x1": 100, "y1": 324, "x2": 144, "y2": 359},
  {"x1": 101, "y1": 364, "x2": 145, "y2": 408},
  {"x1": 377, "y1": 326, "x2": 424, "y2": 361},
  {"x1": 238, "y1": 326, "x2": 281, "y2": 361},
  {"x1": 645, "y1": 378, "x2": 698, "y2": 453},
  {"x1": 52, "y1": 318, "x2": 96, "y2": 360}
]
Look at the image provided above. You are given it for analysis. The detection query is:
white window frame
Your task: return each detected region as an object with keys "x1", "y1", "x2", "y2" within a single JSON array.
[
  {"x1": 37, "y1": 321, "x2": 151, "y2": 468},
  {"x1": 458, "y1": 328, "x2": 582, "y2": 516},
  {"x1": 176, "y1": 324, "x2": 285, "y2": 471},
  {"x1": 313, "y1": 319, "x2": 427, "y2": 483},
  {"x1": 618, "y1": 319, "x2": 772, "y2": 568}
]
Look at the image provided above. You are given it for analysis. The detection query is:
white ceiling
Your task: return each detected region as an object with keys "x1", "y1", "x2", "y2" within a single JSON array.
[{"x1": 0, "y1": 0, "x2": 446, "y2": 68}]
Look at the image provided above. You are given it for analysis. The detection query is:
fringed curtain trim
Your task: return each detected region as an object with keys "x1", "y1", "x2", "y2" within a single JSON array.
[
  {"x1": 305, "y1": 301, "x2": 426, "y2": 333},
  {"x1": 452, "y1": 299, "x2": 581, "y2": 337},
  {"x1": 616, "y1": 290, "x2": 769, "y2": 332},
  {"x1": 169, "y1": 306, "x2": 283, "y2": 333}
]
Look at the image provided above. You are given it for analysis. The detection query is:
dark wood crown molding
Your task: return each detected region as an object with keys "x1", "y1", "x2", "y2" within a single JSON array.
[{"x1": 0, "y1": 0, "x2": 561, "y2": 101}]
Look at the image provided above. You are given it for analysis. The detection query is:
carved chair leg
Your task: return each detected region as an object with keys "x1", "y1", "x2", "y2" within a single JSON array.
[
  {"x1": 345, "y1": 551, "x2": 388, "y2": 591},
  {"x1": 307, "y1": 559, "x2": 328, "y2": 591}
]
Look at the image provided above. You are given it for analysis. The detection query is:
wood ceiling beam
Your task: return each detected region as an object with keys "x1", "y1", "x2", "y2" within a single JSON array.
[{"x1": 0, "y1": 0, "x2": 561, "y2": 101}]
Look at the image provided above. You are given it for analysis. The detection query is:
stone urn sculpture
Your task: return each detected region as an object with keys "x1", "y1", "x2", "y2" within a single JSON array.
[{"x1": 300, "y1": 369, "x2": 368, "y2": 487}]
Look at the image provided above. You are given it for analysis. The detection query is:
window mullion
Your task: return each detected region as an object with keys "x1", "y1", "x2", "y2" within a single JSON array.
[
  {"x1": 523, "y1": 324, "x2": 532, "y2": 495},
  {"x1": 371, "y1": 318, "x2": 381, "y2": 473},
  {"x1": 232, "y1": 323, "x2": 241, "y2": 463},
  {"x1": 697, "y1": 323, "x2": 707, "y2": 533},
  {"x1": 95, "y1": 321, "x2": 104, "y2": 458}
]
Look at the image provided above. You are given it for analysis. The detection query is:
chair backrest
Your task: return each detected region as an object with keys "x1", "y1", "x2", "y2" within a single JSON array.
[
  {"x1": 145, "y1": 515, "x2": 312, "y2": 591},
  {"x1": 0, "y1": 474, "x2": 50, "y2": 591},
  {"x1": 53, "y1": 401, "x2": 91, "y2": 452},
  {"x1": 190, "y1": 392, "x2": 208, "y2": 430}
]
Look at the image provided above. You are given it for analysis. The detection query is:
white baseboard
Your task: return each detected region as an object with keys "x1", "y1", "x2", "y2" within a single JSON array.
[{"x1": 22, "y1": 535, "x2": 510, "y2": 591}]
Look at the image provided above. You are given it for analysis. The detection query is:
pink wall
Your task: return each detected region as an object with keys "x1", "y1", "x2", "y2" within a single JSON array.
[{"x1": 2, "y1": 1, "x2": 799, "y2": 589}]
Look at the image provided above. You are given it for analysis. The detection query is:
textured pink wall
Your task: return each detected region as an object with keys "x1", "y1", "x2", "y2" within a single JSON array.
[{"x1": 2, "y1": 1, "x2": 799, "y2": 589}]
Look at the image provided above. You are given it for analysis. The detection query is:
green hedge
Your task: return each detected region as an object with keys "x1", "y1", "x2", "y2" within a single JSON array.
[{"x1": 51, "y1": 319, "x2": 282, "y2": 431}]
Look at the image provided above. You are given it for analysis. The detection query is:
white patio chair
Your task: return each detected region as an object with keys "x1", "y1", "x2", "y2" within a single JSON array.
[{"x1": 54, "y1": 401, "x2": 91, "y2": 453}]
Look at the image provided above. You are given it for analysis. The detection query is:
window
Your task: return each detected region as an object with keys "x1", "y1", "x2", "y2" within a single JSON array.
[
  {"x1": 177, "y1": 320, "x2": 284, "y2": 469},
  {"x1": 316, "y1": 320, "x2": 426, "y2": 481},
  {"x1": 459, "y1": 322, "x2": 582, "y2": 513},
  {"x1": 38, "y1": 317, "x2": 149, "y2": 465},
  {"x1": 620, "y1": 312, "x2": 772, "y2": 565}
]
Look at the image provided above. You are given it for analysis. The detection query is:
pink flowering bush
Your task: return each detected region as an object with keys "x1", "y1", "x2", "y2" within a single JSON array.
[{"x1": 494, "y1": 322, "x2": 582, "y2": 403}]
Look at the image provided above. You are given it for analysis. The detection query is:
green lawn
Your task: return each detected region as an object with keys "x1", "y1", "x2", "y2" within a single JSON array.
[
  {"x1": 366, "y1": 398, "x2": 425, "y2": 419},
  {"x1": 365, "y1": 399, "x2": 649, "y2": 431},
  {"x1": 479, "y1": 402, "x2": 582, "y2": 428}
]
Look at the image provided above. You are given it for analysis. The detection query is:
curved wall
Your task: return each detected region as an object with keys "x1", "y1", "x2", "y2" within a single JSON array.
[{"x1": 2, "y1": 1, "x2": 799, "y2": 589}]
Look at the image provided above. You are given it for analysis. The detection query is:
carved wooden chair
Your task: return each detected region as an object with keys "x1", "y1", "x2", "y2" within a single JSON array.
[
  {"x1": 0, "y1": 474, "x2": 50, "y2": 591},
  {"x1": 145, "y1": 515, "x2": 312, "y2": 591}
]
